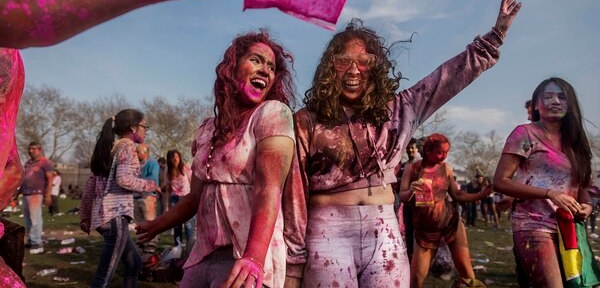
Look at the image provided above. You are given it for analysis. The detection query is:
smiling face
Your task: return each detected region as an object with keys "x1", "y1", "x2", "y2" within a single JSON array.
[
  {"x1": 235, "y1": 42, "x2": 276, "y2": 107},
  {"x1": 334, "y1": 38, "x2": 372, "y2": 102},
  {"x1": 536, "y1": 81, "x2": 568, "y2": 121},
  {"x1": 425, "y1": 143, "x2": 450, "y2": 165}
]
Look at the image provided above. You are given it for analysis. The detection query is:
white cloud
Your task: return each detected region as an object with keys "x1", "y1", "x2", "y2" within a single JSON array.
[
  {"x1": 341, "y1": 0, "x2": 457, "y2": 23},
  {"x1": 445, "y1": 105, "x2": 508, "y2": 127}
]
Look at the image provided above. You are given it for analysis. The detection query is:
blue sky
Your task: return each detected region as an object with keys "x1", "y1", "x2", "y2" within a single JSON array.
[{"x1": 20, "y1": 0, "x2": 600, "y2": 139}]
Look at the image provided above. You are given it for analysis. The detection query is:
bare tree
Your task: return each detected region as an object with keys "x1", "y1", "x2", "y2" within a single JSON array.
[
  {"x1": 450, "y1": 130, "x2": 504, "y2": 177},
  {"x1": 414, "y1": 109, "x2": 455, "y2": 139},
  {"x1": 16, "y1": 85, "x2": 79, "y2": 162},
  {"x1": 71, "y1": 94, "x2": 132, "y2": 166},
  {"x1": 141, "y1": 96, "x2": 212, "y2": 162}
]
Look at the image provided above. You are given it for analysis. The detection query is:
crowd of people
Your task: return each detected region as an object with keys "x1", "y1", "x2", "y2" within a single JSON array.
[{"x1": 2, "y1": 0, "x2": 600, "y2": 287}]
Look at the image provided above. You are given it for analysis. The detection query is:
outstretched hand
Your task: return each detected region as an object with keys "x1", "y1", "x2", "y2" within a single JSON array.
[
  {"x1": 221, "y1": 258, "x2": 264, "y2": 288},
  {"x1": 135, "y1": 220, "x2": 159, "y2": 243},
  {"x1": 495, "y1": 0, "x2": 522, "y2": 37}
]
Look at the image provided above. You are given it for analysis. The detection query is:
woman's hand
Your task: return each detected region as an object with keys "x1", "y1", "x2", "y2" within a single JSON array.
[
  {"x1": 494, "y1": 0, "x2": 522, "y2": 37},
  {"x1": 221, "y1": 258, "x2": 264, "y2": 288},
  {"x1": 575, "y1": 203, "x2": 593, "y2": 221},
  {"x1": 135, "y1": 220, "x2": 159, "y2": 243},
  {"x1": 547, "y1": 190, "x2": 582, "y2": 216}
]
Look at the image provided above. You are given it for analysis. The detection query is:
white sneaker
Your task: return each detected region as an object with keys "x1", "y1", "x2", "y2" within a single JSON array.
[
  {"x1": 30, "y1": 247, "x2": 44, "y2": 254},
  {"x1": 590, "y1": 233, "x2": 599, "y2": 239}
]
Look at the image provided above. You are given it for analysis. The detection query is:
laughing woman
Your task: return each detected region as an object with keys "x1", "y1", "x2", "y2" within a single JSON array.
[{"x1": 136, "y1": 30, "x2": 296, "y2": 288}]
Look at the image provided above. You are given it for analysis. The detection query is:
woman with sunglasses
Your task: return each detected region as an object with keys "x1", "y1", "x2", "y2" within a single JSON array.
[{"x1": 283, "y1": 0, "x2": 521, "y2": 287}]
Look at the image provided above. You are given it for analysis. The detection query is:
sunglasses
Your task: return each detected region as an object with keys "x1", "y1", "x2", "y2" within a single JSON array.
[{"x1": 331, "y1": 53, "x2": 377, "y2": 72}]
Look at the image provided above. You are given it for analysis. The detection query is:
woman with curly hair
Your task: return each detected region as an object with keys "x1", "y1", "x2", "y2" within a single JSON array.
[
  {"x1": 283, "y1": 0, "x2": 521, "y2": 287},
  {"x1": 136, "y1": 30, "x2": 296, "y2": 288}
]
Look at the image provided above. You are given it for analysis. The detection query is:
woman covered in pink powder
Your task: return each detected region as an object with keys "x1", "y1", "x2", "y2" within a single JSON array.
[
  {"x1": 136, "y1": 30, "x2": 296, "y2": 288},
  {"x1": 399, "y1": 134, "x2": 491, "y2": 287},
  {"x1": 282, "y1": 0, "x2": 521, "y2": 287},
  {"x1": 493, "y1": 77, "x2": 599, "y2": 287}
]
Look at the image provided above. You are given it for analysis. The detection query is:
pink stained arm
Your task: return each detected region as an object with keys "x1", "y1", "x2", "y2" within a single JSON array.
[
  {"x1": 0, "y1": 49, "x2": 25, "y2": 210},
  {"x1": 0, "y1": 0, "x2": 177, "y2": 48}
]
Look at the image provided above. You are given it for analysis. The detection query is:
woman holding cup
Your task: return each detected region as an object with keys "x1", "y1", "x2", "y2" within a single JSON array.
[{"x1": 399, "y1": 133, "x2": 492, "y2": 287}]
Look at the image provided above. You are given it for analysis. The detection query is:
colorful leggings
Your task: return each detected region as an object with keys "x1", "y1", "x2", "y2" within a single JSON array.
[
  {"x1": 513, "y1": 230, "x2": 564, "y2": 288},
  {"x1": 303, "y1": 204, "x2": 410, "y2": 288}
]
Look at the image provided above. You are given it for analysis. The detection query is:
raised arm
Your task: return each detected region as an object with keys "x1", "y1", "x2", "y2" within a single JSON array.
[
  {"x1": 0, "y1": 0, "x2": 176, "y2": 48},
  {"x1": 398, "y1": 0, "x2": 521, "y2": 128}
]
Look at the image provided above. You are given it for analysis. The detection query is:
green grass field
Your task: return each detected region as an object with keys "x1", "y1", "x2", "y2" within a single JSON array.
[{"x1": 6, "y1": 197, "x2": 600, "y2": 287}]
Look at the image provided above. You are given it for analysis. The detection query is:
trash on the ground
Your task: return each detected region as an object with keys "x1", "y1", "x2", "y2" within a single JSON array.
[
  {"x1": 472, "y1": 258, "x2": 490, "y2": 263},
  {"x1": 69, "y1": 261, "x2": 86, "y2": 265},
  {"x1": 161, "y1": 238, "x2": 183, "y2": 264},
  {"x1": 36, "y1": 268, "x2": 58, "y2": 277},
  {"x1": 595, "y1": 255, "x2": 600, "y2": 262},
  {"x1": 590, "y1": 233, "x2": 599, "y2": 239},
  {"x1": 57, "y1": 247, "x2": 73, "y2": 254},
  {"x1": 61, "y1": 237, "x2": 75, "y2": 245},
  {"x1": 53, "y1": 277, "x2": 70, "y2": 282},
  {"x1": 485, "y1": 279, "x2": 495, "y2": 285},
  {"x1": 476, "y1": 229, "x2": 485, "y2": 232},
  {"x1": 484, "y1": 241, "x2": 494, "y2": 247},
  {"x1": 75, "y1": 246, "x2": 86, "y2": 254},
  {"x1": 62, "y1": 231, "x2": 74, "y2": 235},
  {"x1": 473, "y1": 265, "x2": 486, "y2": 272},
  {"x1": 47, "y1": 237, "x2": 57, "y2": 241},
  {"x1": 57, "y1": 282, "x2": 79, "y2": 286},
  {"x1": 492, "y1": 261, "x2": 506, "y2": 265},
  {"x1": 496, "y1": 245, "x2": 513, "y2": 251}
]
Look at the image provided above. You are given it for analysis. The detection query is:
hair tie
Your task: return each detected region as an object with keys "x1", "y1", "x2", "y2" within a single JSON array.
[{"x1": 111, "y1": 116, "x2": 116, "y2": 128}]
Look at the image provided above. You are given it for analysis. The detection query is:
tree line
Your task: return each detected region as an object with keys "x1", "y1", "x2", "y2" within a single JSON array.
[{"x1": 17, "y1": 85, "x2": 212, "y2": 166}]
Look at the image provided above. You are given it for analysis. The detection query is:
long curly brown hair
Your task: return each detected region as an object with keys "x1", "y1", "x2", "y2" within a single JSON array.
[
  {"x1": 212, "y1": 29, "x2": 295, "y2": 146},
  {"x1": 304, "y1": 19, "x2": 401, "y2": 126}
]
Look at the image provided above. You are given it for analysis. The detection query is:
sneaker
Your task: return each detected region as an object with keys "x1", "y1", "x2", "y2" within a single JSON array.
[
  {"x1": 24, "y1": 242, "x2": 32, "y2": 249},
  {"x1": 590, "y1": 233, "x2": 599, "y2": 239},
  {"x1": 30, "y1": 246, "x2": 44, "y2": 254}
]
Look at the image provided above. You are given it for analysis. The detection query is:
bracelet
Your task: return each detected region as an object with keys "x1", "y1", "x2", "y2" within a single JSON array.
[
  {"x1": 544, "y1": 189, "x2": 551, "y2": 199},
  {"x1": 242, "y1": 257, "x2": 265, "y2": 273},
  {"x1": 492, "y1": 26, "x2": 505, "y2": 39}
]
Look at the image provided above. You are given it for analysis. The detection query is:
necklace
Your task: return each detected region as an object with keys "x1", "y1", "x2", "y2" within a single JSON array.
[{"x1": 205, "y1": 130, "x2": 217, "y2": 181}]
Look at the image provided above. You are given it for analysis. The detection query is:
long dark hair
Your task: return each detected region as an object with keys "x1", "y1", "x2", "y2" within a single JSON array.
[
  {"x1": 212, "y1": 29, "x2": 295, "y2": 146},
  {"x1": 166, "y1": 149, "x2": 184, "y2": 181},
  {"x1": 531, "y1": 77, "x2": 592, "y2": 186},
  {"x1": 304, "y1": 18, "x2": 401, "y2": 127},
  {"x1": 90, "y1": 109, "x2": 144, "y2": 177}
]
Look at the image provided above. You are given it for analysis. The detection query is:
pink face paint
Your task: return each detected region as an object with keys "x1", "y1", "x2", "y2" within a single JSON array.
[{"x1": 235, "y1": 43, "x2": 276, "y2": 107}]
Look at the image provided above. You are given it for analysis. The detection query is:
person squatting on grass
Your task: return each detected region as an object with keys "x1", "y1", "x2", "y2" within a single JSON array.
[
  {"x1": 136, "y1": 30, "x2": 296, "y2": 288},
  {"x1": 80, "y1": 109, "x2": 158, "y2": 288},
  {"x1": 282, "y1": 0, "x2": 520, "y2": 287},
  {"x1": 399, "y1": 134, "x2": 492, "y2": 287}
]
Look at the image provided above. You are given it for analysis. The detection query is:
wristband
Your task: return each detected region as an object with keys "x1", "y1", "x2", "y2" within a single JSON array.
[
  {"x1": 242, "y1": 257, "x2": 265, "y2": 273},
  {"x1": 492, "y1": 26, "x2": 505, "y2": 39}
]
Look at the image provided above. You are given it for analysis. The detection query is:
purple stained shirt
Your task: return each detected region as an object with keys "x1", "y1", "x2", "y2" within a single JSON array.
[
  {"x1": 502, "y1": 123, "x2": 581, "y2": 233},
  {"x1": 188, "y1": 100, "x2": 295, "y2": 288},
  {"x1": 283, "y1": 28, "x2": 504, "y2": 277}
]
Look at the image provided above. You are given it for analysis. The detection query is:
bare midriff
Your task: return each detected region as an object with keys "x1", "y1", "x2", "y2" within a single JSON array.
[{"x1": 309, "y1": 185, "x2": 395, "y2": 206}]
